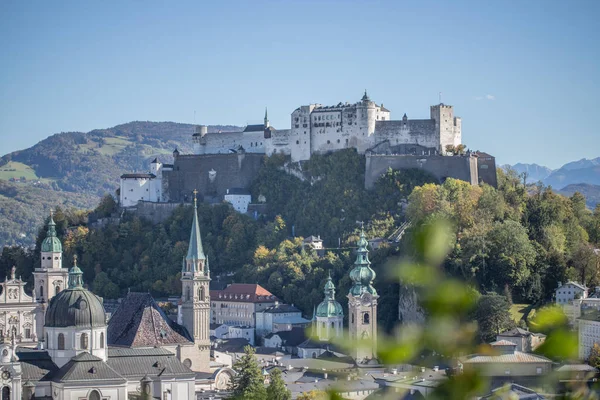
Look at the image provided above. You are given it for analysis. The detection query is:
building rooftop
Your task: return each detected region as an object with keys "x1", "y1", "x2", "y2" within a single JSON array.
[
  {"x1": 461, "y1": 350, "x2": 552, "y2": 364},
  {"x1": 120, "y1": 173, "x2": 156, "y2": 179},
  {"x1": 265, "y1": 327, "x2": 307, "y2": 347},
  {"x1": 210, "y1": 283, "x2": 278, "y2": 303},
  {"x1": 557, "y1": 281, "x2": 588, "y2": 291},
  {"x1": 480, "y1": 383, "x2": 546, "y2": 399},
  {"x1": 107, "y1": 292, "x2": 193, "y2": 347},
  {"x1": 225, "y1": 188, "x2": 251, "y2": 195},
  {"x1": 262, "y1": 304, "x2": 302, "y2": 314},
  {"x1": 498, "y1": 327, "x2": 546, "y2": 338}
]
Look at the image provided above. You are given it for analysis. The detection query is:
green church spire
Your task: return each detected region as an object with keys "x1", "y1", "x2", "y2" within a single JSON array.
[
  {"x1": 41, "y1": 210, "x2": 62, "y2": 253},
  {"x1": 186, "y1": 190, "x2": 206, "y2": 261},
  {"x1": 348, "y1": 228, "x2": 377, "y2": 296}
]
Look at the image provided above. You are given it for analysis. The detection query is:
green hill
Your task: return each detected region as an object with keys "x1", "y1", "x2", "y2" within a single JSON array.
[{"x1": 0, "y1": 121, "x2": 241, "y2": 248}]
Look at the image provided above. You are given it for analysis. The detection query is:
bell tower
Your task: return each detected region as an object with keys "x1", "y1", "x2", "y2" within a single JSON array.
[
  {"x1": 180, "y1": 190, "x2": 211, "y2": 371},
  {"x1": 347, "y1": 228, "x2": 378, "y2": 363},
  {"x1": 33, "y1": 211, "x2": 68, "y2": 340}
]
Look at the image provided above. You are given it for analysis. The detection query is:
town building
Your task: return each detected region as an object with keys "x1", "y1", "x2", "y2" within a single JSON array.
[
  {"x1": 210, "y1": 284, "x2": 278, "y2": 327},
  {"x1": 496, "y1": 328, "x2": 546, "y2": 353},
  {"x1": 459, "y1": 341, "x2": 553, "y2": 382},
  {"x1": 255, "y1": 303, "x2": 309, "y2": 337},
  {"x1": 556, "y1": 281, "x2": 588, "y2": 305},
  {"x1": 0, "y1": 267, "x2": 38, "y2": 346},
  {"x1": 578, "y1": 308, "x2": 600, "y2": 360}
]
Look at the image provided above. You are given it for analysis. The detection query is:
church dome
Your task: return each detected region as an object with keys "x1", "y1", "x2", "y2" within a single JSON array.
[
  {"x1": 316, "y1": 275, "x2": 343, "y2": 318},
  {"x1": 45, "y1": 259, "x2": 105, "y2": 329},
  {"x1": 41, "y1": 213, "x2": 62, "y2": 253}
]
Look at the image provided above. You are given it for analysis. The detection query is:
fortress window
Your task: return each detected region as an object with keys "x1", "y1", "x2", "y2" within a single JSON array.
[
  {"x1": 296, "y1": 141, "x2": 299, "y2": 144},
  {"x1": 346, "y1": 139, "x2": 349, "y2": 143},
  {"x1": 327, "y1": 140, "x2": 330, "y2": 144},
  {"x1": 337, "y1": 139, "x2": 340, "y2": 143}
]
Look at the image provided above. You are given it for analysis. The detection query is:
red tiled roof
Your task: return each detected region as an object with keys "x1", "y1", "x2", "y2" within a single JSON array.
[{"x1": 210, "y1": 284, "x2": 278, "y2": 303}]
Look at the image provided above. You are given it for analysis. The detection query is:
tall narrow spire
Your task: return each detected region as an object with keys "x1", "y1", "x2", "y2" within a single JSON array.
[
  {"x1": 264, "y1": 107, "x2": 270, "y2": 128},
  {"x1": 186, "y1": 190, "x2": 206, "y2": 261}
]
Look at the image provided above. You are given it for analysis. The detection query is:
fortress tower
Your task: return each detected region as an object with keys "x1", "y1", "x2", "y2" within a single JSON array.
[{"x1": 430, "y1": 103, "x2": 462, "y2": 152}]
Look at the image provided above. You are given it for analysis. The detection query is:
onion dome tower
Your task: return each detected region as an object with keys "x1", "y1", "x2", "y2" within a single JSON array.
[
  {"x1": 347, "y1": 228, "x2": 378, "y2": 362},
  {"x1": 40, "y1": 211, "x2": 62, "y2": 270},
  {"x1": 315, "y1": 273, "x2": 344, "y2": 341},
  {"x1": 45, "y1": 256, "x2": 107, "y2": 367}
]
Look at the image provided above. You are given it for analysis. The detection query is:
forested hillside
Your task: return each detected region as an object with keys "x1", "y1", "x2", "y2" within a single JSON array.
[
  {"x1": 1, "y1": 150, "x2": 599, "y2": 335},
  {"x1": 0, "y1": 121, "x2": 240, "y2": 247}
]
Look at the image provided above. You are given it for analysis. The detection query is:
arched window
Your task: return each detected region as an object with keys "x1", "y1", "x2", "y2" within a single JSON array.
[
  {"x1": 186, "y1": 287, "x2": 191, "y2": 301},
  {"x1": 46, "y1": 333, "x2": 49, "y2": 347},
  {"x1": 39, "y1": 286, "x2": 44, "y2": 299},
  {"x1": 331, "y1": 322, "x2": 335, "y2": 329},
  {"x1": 363, "y1": 313, "x2": 370, "y2": 325},
  {"x1": 80, "y1": 333, "x2": 89, "y2": 349},
  {"x1": 58, "y1": 333, "x2": 65, "y2": 350},
  {"x1": 2, "y1": 387, "x2": 10, "y2": 400},
  {"x1": 100, "y1": 332, "x2": 105, "y2": 349},
  {"x1": 55, "y1": 285, "x2": 61, "y2": 295},
  {"x1": 88, "y1": 390, "x2": 101, "y2": 400},
  {"x1": 198, "y1": 286, "x2": 205, "y2": 301},
  {"x1": 312, "y1": 352, "x2": 317, "y2": 358},
  {"x1": 351, "y1": 313, "x2": 354, "y2": 324}
]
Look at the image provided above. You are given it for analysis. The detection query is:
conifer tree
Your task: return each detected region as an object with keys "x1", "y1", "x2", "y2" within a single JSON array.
[
  {"x1": 266, "y1": 368, "x2": 291, "y2": 400},
  {"x1": 231, "y1": 346, "x2": 267, "y2": 400}
]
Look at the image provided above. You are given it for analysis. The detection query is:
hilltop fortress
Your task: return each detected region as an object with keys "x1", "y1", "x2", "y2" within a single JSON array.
[
  {"x1": 194, "y1": 91, "x2": 461, "y2": 161},
  {"x1": 120, "y1": 92, "x2": 496, "y2": 212}
]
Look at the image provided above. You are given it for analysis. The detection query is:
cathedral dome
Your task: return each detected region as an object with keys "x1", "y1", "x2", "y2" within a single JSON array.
[
  {"x1": 41, "y1": 214, "x2": 62, "y2": 253},
  {"x1": 45, "y1": 259, "x2": 105, "y2": 328}
]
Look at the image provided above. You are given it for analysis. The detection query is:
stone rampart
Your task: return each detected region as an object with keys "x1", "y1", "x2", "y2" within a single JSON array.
[{"x1": 365, "y1": 154, "x2": 487, "y2": 189}]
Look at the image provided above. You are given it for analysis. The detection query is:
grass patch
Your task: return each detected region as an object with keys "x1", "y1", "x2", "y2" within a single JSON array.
[
  {"x1": 510, "y1": 303, "x2": 537, "y2": 323},
  {"x1": 0, "y1": 161, "x2": 39, "y2": 181}
]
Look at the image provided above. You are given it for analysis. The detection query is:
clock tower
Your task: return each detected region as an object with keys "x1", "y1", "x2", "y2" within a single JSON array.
[{"x1": 347, "y1": 229, "x2": 378, "y2": 363}]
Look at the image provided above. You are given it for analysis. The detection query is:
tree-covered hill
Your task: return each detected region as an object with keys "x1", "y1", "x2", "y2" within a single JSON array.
[
  {"x1": 2, "y1": 150, "x2": 599, "y2": 335},
  {"x1": 0, "y1": 121, "x2": 241, "y2": 248}
]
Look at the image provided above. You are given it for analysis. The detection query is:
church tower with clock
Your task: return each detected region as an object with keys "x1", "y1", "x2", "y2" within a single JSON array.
[{"x1": 347, "y1": 229, "x2": 379, "y2": 363}]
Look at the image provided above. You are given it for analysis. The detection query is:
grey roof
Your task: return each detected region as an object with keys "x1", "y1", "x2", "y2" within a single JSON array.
[
  {"x1": 498, "y1": 327, "x2": 546, "y2": 338},
  {"x1": 225, "y1": 187, "x2": 251, "y2": 195},
  {"x1": 49, "y1": 352, "x2": 127, "y2": 384},
  {"x1": 481, "y1": 383, "x2": 546, "y2": 399},
  {"x1": 558, "y1": 281, "x2": 587, "y2": 291},
  {"x1": 461, "y1": 350, "x2": 552, "y2": 364},
  {"x1": 45, "y1": 286, "x2": 106, "y2": 329},
  {"x1": 556, "y1": 364, "x2": 598, "y2": 372},
  {"x1": 16, "y1": 347, "x2": 58, "y2": 382},
  {"x1": 262, "y1": 304, "x2": 301, "y2": 314},
  {"x1": 120, "y1": 173, "x2": 156, "y2": 179},
  {"x1": 107, "y1": 347, "x2": 195, "y2": 380},
  {"x1": 107, "y1": 292, "x2": 192, "y2": 347},
  {"x1": 266, "y1": 327, "x2": 306, "y2": 347},
  {"x1": 215, "y1": 338, "x2": 250, "y2": 353},
  {"x1": 243, "y1": 124, "x2": 266, "y2": 132}
]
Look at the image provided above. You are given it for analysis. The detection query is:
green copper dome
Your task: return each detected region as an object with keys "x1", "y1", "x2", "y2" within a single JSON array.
[
  {"x1": 41, "y1": 212, "x2": 62, "y2": 253},
  {"x1": 348, "y1": 230, "x2": 377, "y2": 297},
  {"x1": 45, "y1": 257, "x2": 106, "y2": 328},
  {"x1": 316, "y1": 274, "x2": 343, "y2": 318}
]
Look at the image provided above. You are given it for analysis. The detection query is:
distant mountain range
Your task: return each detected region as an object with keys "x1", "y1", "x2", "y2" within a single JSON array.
[{"x1": 505, "y1": 157, "x2": 600, "y2": 209}]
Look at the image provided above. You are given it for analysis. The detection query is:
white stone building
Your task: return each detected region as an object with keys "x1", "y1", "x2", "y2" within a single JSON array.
[
  {"x1": 255, "y1": 303, "x2": 309, "y2": 337},
  {"x1": 195, "y1": 92, "x2": 462, "y2": 162},
  {"x1": 210, "y1": 284, "x2": 278, "y2": 327},
  {"x1": 223, "y1": 188, "x2": 252, "y2": 213},
  {"x1": 0, "y1": 267, "x2": 38, "y2": 345},
  {"x1": 119, "y1": 158, "x2": 164, "y2": 207},
  {"x1": 556, "y1": 281, "x2": 588, "y2": 305},
  {"x1": 315, "y1": 275, "x2": 344, "y2": 342},
  {"x1": 578, "y1": 309, "x2": 600, "y2": 360}
]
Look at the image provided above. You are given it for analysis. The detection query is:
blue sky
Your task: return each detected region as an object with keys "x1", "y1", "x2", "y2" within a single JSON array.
[{"x1": 0, "y1": 0, "x2": 598, "y2": 169}]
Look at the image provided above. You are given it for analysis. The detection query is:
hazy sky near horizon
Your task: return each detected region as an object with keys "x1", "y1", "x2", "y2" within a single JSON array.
[{"x1": 0, "y1": 1, "x2": 598, "y2": 169}]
